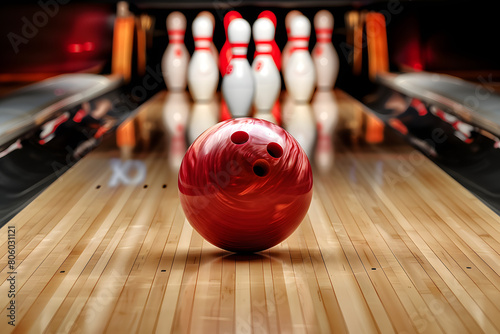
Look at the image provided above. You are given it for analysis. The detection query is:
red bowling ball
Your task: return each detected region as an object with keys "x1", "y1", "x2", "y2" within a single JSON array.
[{"x1": 178, "y1": 118, "x2": 313, "y2": 252}]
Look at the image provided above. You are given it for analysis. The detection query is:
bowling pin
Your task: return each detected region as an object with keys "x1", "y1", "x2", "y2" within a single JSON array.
[
  {"x1": 188, "y1": 100, "x2": 218, "y2": 144},
  {"x1": 197, "y1": 11, "x2": 219, "y2": 61},
  {"x1": 38, "y1": 112, "x2": 70, "y2": 144},
  {"x1": 284, "y1": 102, "x2": 317, "y2": 158},
  {"x1": 281, "y1": 10, "x2": 302, "y2": 73},
  {"x1": 162, "y1": 12, "x2": 189, "y2": 91},
  {"x1": 0, "y1": 139, "x2": 22, "y2": 159},
  {"x1": 256, "y1": 10, "x2": 281, "y2": 71},
  {"x1": 188, "y1": 15, "x2": 219, "y2": 102},
  {"x1": 162, "y1": 91, "x2": 190, "y2": 169},
  {"x1": 252, "y1": 17, "x2": 281, "y2": 121},
  {"x1": 284, "y1": 15, "x2": 316, "y2": 103},
  {"x1": 219, "y1": 11, "x2": 242, "y2": 76},
  {"x1": 313, "y1": 10, "x2": 339, "y2": 90},
  {"x1": 312, "y1": 90, "x2": 338, "y2": 171},
  {"x1": 221, "y1": 18, "x2": 255, "y2": 117},
  {"x1": 430, "y1": 106, "x2": 475, "y2": 143}
]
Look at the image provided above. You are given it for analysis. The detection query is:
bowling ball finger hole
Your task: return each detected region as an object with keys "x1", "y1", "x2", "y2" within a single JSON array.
[
  {"x1": 231, "y1": 131, "x2": 249, "y2": 144},
  {"x1": 267, "y1": 142, "x2": 283, "y2": 158},
  {"x1": 253, "y1": 159, "x2": 270, "y2": 177}
]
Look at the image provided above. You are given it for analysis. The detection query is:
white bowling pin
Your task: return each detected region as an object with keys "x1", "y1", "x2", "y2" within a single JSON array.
[
  {"x1": 221, "y1": 18, "x2": 255, "y2": 117},
  {"x1": 252, "y1": 17, "x2": 281, "y2": 116},
  {"x1": 188, "y1": 16, "x2": 219, "y2": 102},
  {"x1": 0, "y1": 139, "x2": 22, "y2": 159},
  {"x1": 312, "y1": 90, "x2": 339, "y2": 171},
  {"x1": 284, "y1": 15, "x2": 316, "y2": 103},
  {"x1": 313, "y1": 10, "x2": 339, "y2": 90},
  {"x1": 284, "y1": 102, "x2": 317, "y2": 158},
  {"x1": 282, "y1": 10, "x2": 302, "y2": 73},
  {"x1": 196, "y1": 11, "x2": 219, "y2": 61},
  {"x1": 187, "y1": 100, "x2": 218, "y2": 144},
  {"x1": 162, "y1": 12, "x2": 189, "y2": 91}
]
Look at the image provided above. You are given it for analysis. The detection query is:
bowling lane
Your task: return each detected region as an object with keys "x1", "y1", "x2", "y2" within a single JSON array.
[{"x1": 1, "y1": 90, "x2": 500, "y2": 333}]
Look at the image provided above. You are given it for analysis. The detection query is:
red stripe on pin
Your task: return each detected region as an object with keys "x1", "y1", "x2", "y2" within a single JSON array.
[
  {"x1": 255, "y1": 40, "x2": 272, "y2": 45},
  {"x1": 194, "y1": 37, "x2": 213, "y2": 42},
  {"x1": 195, "y1": 47, "x2": 211, "y2": 51},
  {"x1": 315, "y1": 28, "x2": 333, "y2": 34},
  {"x1": 291, "y1": 47, "x2": 309, "y2": 52},
  {"x1": 73, "y1": 109, "x2": 86, "y2": 123},
  {"x1": 94, "y1": 126, "x2": 108, "y2": 139},
  {"x1": 168, "y1": 29, "x2": 185, "y2": 35},
  {"x1": 232, "y1": 54, "x2": 247, "y2": 59},
  {"x1": 230, "y1": 43, "x2": 249, "y2": 48},
  {"x1": 288, "y1": 36, "x2": 309, "y2": 41},
  {"x1": 255, "y1": 51, "x2": 272, "y2": 56},
  {"x1": 316, "y1": 38, "x2": 331, "y2": 43}
]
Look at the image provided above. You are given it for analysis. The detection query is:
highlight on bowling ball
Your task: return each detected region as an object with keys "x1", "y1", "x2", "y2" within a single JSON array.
[{"x1": 178, "y1": 118, "x2": 313, "y2": 253}]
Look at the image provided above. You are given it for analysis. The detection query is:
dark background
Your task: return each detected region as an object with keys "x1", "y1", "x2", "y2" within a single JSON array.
[{"x1": 1, "y1": 0, "x2": 500, "y2": 89}]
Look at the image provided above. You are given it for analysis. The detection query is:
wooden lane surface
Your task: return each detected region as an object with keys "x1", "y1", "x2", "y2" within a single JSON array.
[{"x1": 0, "y1": 90, "x2": 499, "y2": 333}]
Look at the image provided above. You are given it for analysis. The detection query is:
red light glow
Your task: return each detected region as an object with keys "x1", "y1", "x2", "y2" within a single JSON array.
[
  {"x1": 83, "y1": 42, "x2": 95, "y2": 51},
  {"x1": 413, "y1": 63, "x2": 423, "y2": 71},
  {"x1": 68, "y1": 43, "x2": 83, "y2": 53},
  {"x1": 68, "y1": 42, "x2": 95, "y2": 53}
]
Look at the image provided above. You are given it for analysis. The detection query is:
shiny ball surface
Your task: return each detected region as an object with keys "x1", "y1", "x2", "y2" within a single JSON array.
[{"x1": 178, "y1": 118, "x2": 313, "y2": 252}]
